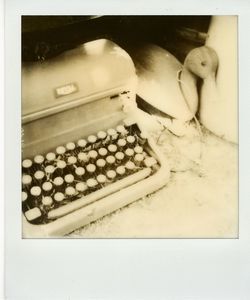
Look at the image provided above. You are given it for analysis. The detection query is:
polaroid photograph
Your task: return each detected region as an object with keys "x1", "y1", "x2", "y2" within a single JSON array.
[{"x1": 4, "y1": 0, "x2": 250, "y2": 299}]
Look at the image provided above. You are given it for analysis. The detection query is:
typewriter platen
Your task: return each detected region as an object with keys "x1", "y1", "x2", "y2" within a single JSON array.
[{"x1": 22, "y1": 39, "x2": 170, "y2": 238}]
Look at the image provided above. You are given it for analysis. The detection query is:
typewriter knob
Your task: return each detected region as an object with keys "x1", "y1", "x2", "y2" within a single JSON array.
[
  {"x1": 64, "y1": 174, "x2": 74, "y2": 184},
  {"x1": 34, "y1": 155, "x2": 45, "y2": 164},
  {"x1": 53, "y1": 177, "x2": 64, "y2": 187},
  {"x1": 76, "y1": 182, "x2": 88, "y2": 192},
  {"x1": 125, "y1": 148, "x2": 134, "y2": 157},
  {"x1": 30, "y1": 186, "x2": 42, "y2": 197},
  {"x1": 97, "y1": 174, "x2": 107, "y2": 184},
  {"x1": 42, "y1": 196, "x2": 53, "y2": 206},
  {"x1": 67, "y1": 156, "x2": 77, "y2": 165},
  {"x1": 134, "y1": 146, "x2": 143, "y2": 154},
  {"x1": 57, "y1": 160, "x2": 67, "y2": 169},
  {"x1": 134, "y1": 153, "x2": 144, "y2": 163},
  {"x1": 86, "y1": 178, "x2": 98, "y2": 188},
  {"x1": 106, "y1": 155, "x2": 115, "y2": 165},
  {"x1": 56, "y1": 146, "x2": 66, "y2": 155},
  {"x1": 108, "y1": 144, "x2": 117, "y2": 153},
  {"x1": 75, "y1": 167, "x2": 85, "y2": 176},
  {"x1": 106, "y1": 170, "x2": 116, "y2": 179},
  {"x1": 88, "y1": 150, "x2": 98, "y2": 159},
  {"x1": 22, "y1": 159, "x2": 32, "y2": 169},
  {"x1": 87, "y1": 135, "x2": 97, "y2": 144},
  {"x1": 34, "y1": 170, "x2": 45, "y2": 181},
  {"x1": 116, "y1": 166, "x2": 126, "y2": 175},
  {"x1": 125, "y1": 161, "x2": 136, "y2": 170},
  {"x1": 65, "y1": 186, "x2": 76, "y2": 196},
  {"x1": 86, "y1": 164, "x2": 96, "y2": 173},
  {"x1": 77, "y1": 139, "x2": 87, "y2": 148},
  {"x1": 66, "y1": 142, "x2": 76, "y2": 151},
  {"x1": 96, "y1": 159, "x2": 106, "y2": 168},
  {"x1": 97, "y1": 131, "x2": 107, "y2": 140},
  {"x1": 126, "y1": 135, "x2": 136, "y2": 144},
  {"x1": 45, "y1": 165, "x2": 55, "y2": 174},
  {"x1": 98, "y1": 148, "x2": 108, "y2": 156},
  {"x1": 115, "y1": 152, "x2": 125, "y2": 161},
  {"x1": 54, "y1": 192, "x2": 65, "y2": 203},
  {"x1": 117, "y1": 139, "x2": 126, "y2": 147},
  {"x1": 46, "y1": 152, "x2": 56, "y2": 161},
  {"x1": 42, "y1": 182, "x2": 53, "y2": 193},
  {"x1": 22, "y1": 174, "x2": 32, "y2": 185}
]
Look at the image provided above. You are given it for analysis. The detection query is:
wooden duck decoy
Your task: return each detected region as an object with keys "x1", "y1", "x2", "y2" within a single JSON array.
[{"x1": 132, "y1": 16, "x2": 237, "y2": 143}]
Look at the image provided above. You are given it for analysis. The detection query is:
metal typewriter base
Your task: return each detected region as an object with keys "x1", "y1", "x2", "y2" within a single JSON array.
[{"x1": 22, "y1": 137, "x2": 170, "y2": 238}]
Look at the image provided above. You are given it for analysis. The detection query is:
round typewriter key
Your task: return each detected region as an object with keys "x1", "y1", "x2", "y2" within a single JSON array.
[
  {"x1": 54, "y1": 192, "x2": 65, "y2": 203},
  {"x1": 66, "y1": 142, "x2": 76, "y2": 151},
  {"x1": 117, "y1": 138, "x2": 126, "y2": 147},
  {"x1": 108, "y1": 144, "x2": 117, "y2": 153},
  {"x1": 22, "y1": 174, "x2": 32, "y2": 186},
  {"x1": 96, "y1": 159, "x2": 106, "y2": 168},
  {"x1": 22, "y1": 159, "x2": 32, "y2": 169},
  {"x1": 57, "y1": 160, "x2": 67, "y2": 169},
  {"x1": 34, "y1": 155, "x2": 44, "y2": 165},
  {"x1": 34, "y1": 170, "x2": 45, "y2": 182},
  {"x1": 67, "y1": 156, "x2": 77, "y2": 165},
  {"x1": 65, "y1": 186, "x2": 76, "y2": 197},
  {"x1": 97, "y1": 174, "x2": 107, "y2": 184},
  {"x1": 125, "y1": 148, "x2": 134, "y2": 157},
  {"x1": 97, "y1": 131, "x2": 107, "y2": 139},
  {"x1": 87, "y1": 135, "x2": 97, "y2": 144},
  {"x1": 144, "y1": 157, "x2": 157, "y2": 167},
  {"x1": 56, "y1": 146, "x2": 66, "y2": 155},
  {"x1": 98, "y1": 148, "x2": 108, "y2": 156},
  {"x1": 64, "y1": 174, "x2": 74, "y2": 184},
  {"x1": 134, "y1": 146, "x2": 143, "y2": 154},
  {"x1": 77, "y1": 139, "x2": 87, "y2": 148},
  {"x1": 88, "y1": 150, "x2": 98, "y2": 159},
  {"x1": 106, "y1": 155, "x2": 115, "y2": 165},
  {"x1": 116, "y1": 166, "x2": 126, "y2": 176},
  {"x1": 126, "y1": 135, "x2": 136, "y2": 144},
  {"x1": 107, "y1": 128, "x2": 117, "y2": 137},
  {"x1": 116, "y1": 125, "x2": 127, "y2": 134},
  {"x1": 86, "y1": 164, "x2": 96, "y2": 173},
  {"x1": 78, "y1": 152, "x2": 89, "y2": 163},
  {"x1": 76, "y1": 182, "x2": 88, "y2": 192},
  {"x1": 75, "y1": 167, "x2": 85, "y2": 176},
  {"x1": 125, "y1": 161, "x2": 136, "y2": 170},
  {"x1": 115, "y1": 152, "x2": 125, "y2": 161},
  {"x1": 42, "y1": 196, "x2": 53, "y2": 206},
  {"x1": 53, "y1": 176, "x2": 64, "y2": 187},
  {"x1": 134, "y1": 153, "x2": 144, "y2": 163},
  {"x1": 86, "y1": 178, "x2": 98, "y2": 188},
  {"x1": 45, "y1": 165, "x2": 55, "y2": 175},
  {"x1": 42, "y1": 182, "x2": 53, "y2": 195},
  {"x1": 30, "y1": 186, "x2": 42, "y2": 202},
  {"x1": 22, "y1": 191, "x2": 28, "y2": 202},
  {"x1": 106, "y1": 170, "x2": 116, "y2": 180},
  {"x1": 46, "y1": 152, "x2": 56, "y2": 162}
]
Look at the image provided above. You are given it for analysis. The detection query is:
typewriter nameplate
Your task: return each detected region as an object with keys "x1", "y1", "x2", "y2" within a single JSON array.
[{"x1": 55, "y1": 83, "x2": 78, "y2": 98}]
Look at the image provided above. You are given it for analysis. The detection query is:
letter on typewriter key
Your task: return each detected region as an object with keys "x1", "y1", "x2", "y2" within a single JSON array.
[{"x1": 25, "y1": 207, "x2": 42, "y2": 222}]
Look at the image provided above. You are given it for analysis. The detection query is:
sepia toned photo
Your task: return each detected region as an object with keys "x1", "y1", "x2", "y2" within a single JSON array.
[{"x1": 21, "y1": 15, "x2": 238, "y2": 238}]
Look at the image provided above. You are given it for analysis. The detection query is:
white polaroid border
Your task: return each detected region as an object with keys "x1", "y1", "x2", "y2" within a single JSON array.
[{"x1": 4, "y1": 0, "x2": 250, "y2": 299}]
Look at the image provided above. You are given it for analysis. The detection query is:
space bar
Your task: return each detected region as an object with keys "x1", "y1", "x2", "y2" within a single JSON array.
[{"x1": 48, "y1": 167, "x2": 151, "y2": 219}]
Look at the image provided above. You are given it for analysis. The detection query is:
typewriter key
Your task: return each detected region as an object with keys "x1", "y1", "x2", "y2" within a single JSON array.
[
  {"x1": 66, "y1": 142, "x2": 76, "y2": 151},
  {"x1": 75, "y1": 167, "x2": 85, "y2": 177},
  {"x1": 22, "y1": 191, "x2": 28, "y2": 202},
  {"x1": 125, "y1": 161, "x2": 136, "y2": 170},
  {"x1": 86, "y1": 178, "x2": 98, "y2": 188},
  {"x1": 126, "y1": 135, "x2": 136, "y2": 145},
  {"x1": 42, "y1": 196, "x2": 53, "y2": 207},
  {"x1": 42, "y1": 182, "x2": 53, "y2": 196},
  {"x1": 98, "y1": 148, "x2": 108, "y2": 157},
  {"x1": 77, "y1": 139, "x2": 87, "y2": 148},
  {"x1": 108, "y1": 144, "x2": 117, "y2": 153},
  {"x1": 134, "y1": 146, "x2": 143, "y2": 154},
  {"x1": 88, "y1": 150, "x2": 98, "y2": 160},
  {"x1": 64, "y1": 174, "x2": 74, "y2": 184},
  {"x1": 25, "y1": 207, "x2": 42, "y2": 222},
  {"x1": 116, "y1": 166, "x2": 126, "y2": 176},
  {"x1": 45, "y1": 165, "x2": 55, "y2": 178},
  {"x1": 97, "y1": 174, "x2": 107, "y2": 184},
  {"x1": 34, "y1": 155, "x2": 45, "y2": 167},
  {"x1": 56, "y1": 146, "x2": 66, "y2": 156},
  {"x1": 22, "y1": 159, "x2": 33, "y2": 174},
  {"x1": 54, "y1": 192, "x2": 65, "y2": 203},
  {"x1": 57, "y1": 160, "x2": 67, "y2": 169},
  {"x1": 34, "y1": 170, "x2": 45, "y2": 184},
  {"x1": 106, "y1": 155, "x2": 116, "y2": 165},
  {"x1": 53, "y1": 177, "x2": 64, "y2": 191},
  {"x1": 106, "y1": 170, "x2": 116, "y2": 180},
  {"x1": 78, "y1": 152, "x2": 89, "y2": 163},
  {"x1": 107, "y1": 128, "x2": 117, "y2": 138},
  {"x1": 134, "y1": 153, "x2": 144, "y2": 164},
  {"x1": 65, "y1": 186, "x2": 76, "y2": 197},
  {"x1": 116, "y1": 125, "x2": 127, "y2": 135},
  {"x1": 75, "y1": 182, "x2": 88, "y2": 193},
  {"x1": 86, "y1": 164, "x2": 96, "y2": 173},
  {"x1": 115, "y1": 152, "x2": 125, "y2": 161},
  {"x1": 22, "y1": 174, "x2": 32, "y2": 187},
  {"x1": 97, "y1": 131, "x2": 107, "y2": 140},
  {"x1": 67, "y1": 156, "x2": 77, "y2": 165},
  {"x1": 46, "y1": 152, "x2": 56, "y2": 162},
  {"x1": 96, "y1": 159, "x2": 106, "y2": 168},
  {"x1": 87, "y1": 135, "x2": 97, "y2": 144},
  {"x1": 144, "y1": 157, "x2": 157, "y2": 168},
  {"x1": 22, "y1": 191, "x2": 30, "y2": 211},
  {"x1": 125, "y1": 148, "x2": 134, "y2": 157},
  {"x1": 30, "y1": 186, "x2": 42, "y2": 204},
  {"x1": 117, "y1": 138, "x2": 126, "y2": 147}
]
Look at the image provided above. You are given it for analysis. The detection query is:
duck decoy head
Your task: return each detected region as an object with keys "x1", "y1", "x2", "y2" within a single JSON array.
[{"x1": 184, "y1": 46, "x2": 219, "y2": 79}]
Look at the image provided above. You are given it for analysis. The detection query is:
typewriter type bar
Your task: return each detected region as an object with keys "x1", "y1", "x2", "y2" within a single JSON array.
[{"x1": 22, "y1": 39, "x2": 170, "y2": 237}]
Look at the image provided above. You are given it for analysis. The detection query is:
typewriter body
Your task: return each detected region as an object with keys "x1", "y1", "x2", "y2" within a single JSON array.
[{"x1": 22, "y1": 39, "x2": 170, "y2": 238}]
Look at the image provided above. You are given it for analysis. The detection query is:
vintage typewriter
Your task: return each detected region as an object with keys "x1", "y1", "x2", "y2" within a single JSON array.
[{"x1": 22, "y1": 39, "x2": 170, "y2": 238}]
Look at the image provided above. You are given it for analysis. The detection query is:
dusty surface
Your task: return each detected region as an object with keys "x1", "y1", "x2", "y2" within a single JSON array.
[{"x1": 68, "y1": 122, "x2": 238, "y2": 238}]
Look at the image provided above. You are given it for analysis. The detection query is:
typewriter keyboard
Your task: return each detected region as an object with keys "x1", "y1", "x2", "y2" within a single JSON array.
[{"x1": 22, "y1": 123, "x2": 160, "y2": 225}]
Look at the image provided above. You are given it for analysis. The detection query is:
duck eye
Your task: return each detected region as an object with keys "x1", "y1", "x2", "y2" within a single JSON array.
[{"x1": 201, "y1": 61, "x2": 207, "y2": 66}]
